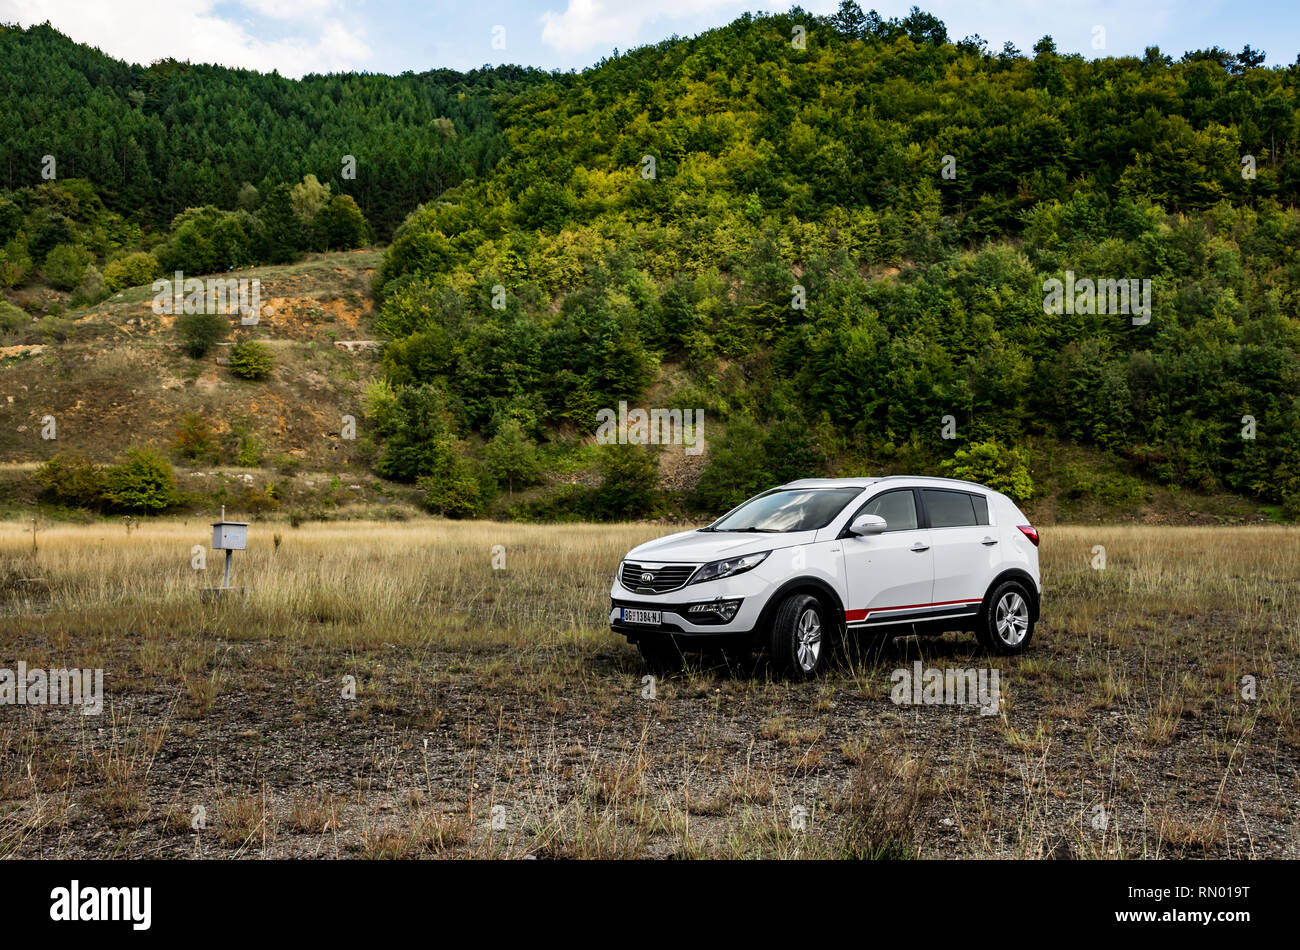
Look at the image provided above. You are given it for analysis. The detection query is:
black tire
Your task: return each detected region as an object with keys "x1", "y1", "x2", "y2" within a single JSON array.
[
  {"x1": 637, "y1": 636, "x2": 684, "y2": 674},
  {"x1": 768, "y1": 593, "x2": 831, "y2": 679},
  {"x1": 976, "y1": 579, "x2": 1035, "y2": 655}
]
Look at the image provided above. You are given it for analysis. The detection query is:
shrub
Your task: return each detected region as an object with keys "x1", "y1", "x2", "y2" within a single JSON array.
[
  {"x1": 941, "y1": 440, "x2": 1035, "y2": 502},
  {"x1": 1283, "y1": 491, "x2": 1300, "y2": 523},
  {"x1": 229, "y1": 340, "x2": 274, "y2": 380},
  {"x1": 0, "y1": 236, "x2": 32, "y2": 288},
  {"x1": 761, "y1": 415, "x2": 825, "y2": 486},
  {"x1": 236, "y1": 432, "x2": 264, "y2": 467},
  {"x1": 504, "y1": 483, "x2": 592, "y2": 522},
  {"x1": 69, "y1": 263, "x2": 109, "y2": 308},
  {"x1": 419, "y1": 450, "x2": 485, "y2": 518},
  {"x1": 591, "y1": 444, "x2": 660, "y2": 519},
  {"x1": 103, "y1": 251, "x2": 160, "y2": 292},
  {"x1": 0, "y1": 298, "x2": 28, "y2": 334},
  {"x1": 691, "y1": 416, "x2": 770, "y2": 513},
  {"x1": 43, "y1": 243, "x2": 90, "y2": 291},
  {"x1": 36, "y1": 314, "x2": 73, "y2": 341},
  {"x1": 362, "y1": 377, "x2": 399, "y2": 436},
  {"x1": 33, "y1": 451, "x2": 106, "y2": 508},
  {"x1": 155, "y1": 206, "x2": 256, "y2": 274},
  {"x1": 102, "y1": 448, "x2": 176, "y2": 513},
  {"x1": 172, "y1": 411, "x2": 220, "y2": 462},
  {"x1": 177, "y1": 310, "x2": 227, "y2": 357}
]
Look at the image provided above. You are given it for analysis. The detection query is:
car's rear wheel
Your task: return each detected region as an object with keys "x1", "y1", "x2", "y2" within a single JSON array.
[
  {"x1": 637, "y1": 636, "x2": 684, "y2": 674},
  {"x1": 769, "y1": 593, "x2": 831, "y2": 679},
  {"x1": 976, "y1": 579, "x2": 1035, "y2": 655}
]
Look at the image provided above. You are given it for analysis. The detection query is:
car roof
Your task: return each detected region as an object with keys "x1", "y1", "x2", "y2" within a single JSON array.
[
  {"x1": 778, "y1": 477, "x2": 882, "y2": 489},
  {"x1": 778, "y1": 475, "x2": 994, "y2": 493}
]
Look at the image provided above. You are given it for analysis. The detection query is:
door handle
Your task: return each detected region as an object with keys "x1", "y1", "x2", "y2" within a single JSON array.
[
  {"x1": 910, "y1": 542, "x2": 930, "y2": 552},
  {"x1": 981, "y1": 537, "x2": 998, "y2": 546}
]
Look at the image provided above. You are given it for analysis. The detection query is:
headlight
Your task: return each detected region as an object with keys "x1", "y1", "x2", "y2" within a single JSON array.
[{"x1": 689, "y1": 551, "x2": 770, "y2": 585}]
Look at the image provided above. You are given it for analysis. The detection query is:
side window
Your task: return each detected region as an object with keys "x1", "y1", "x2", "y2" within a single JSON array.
[
  {"x1": 860, "y1": 489, "x2": 918, "y2": 531},
  {"x1": 971, "y1": 494, "x2": 990, "y2": 525},
  {"x1": 923, "y1": 489, "x2": 978, "y2": 528}
]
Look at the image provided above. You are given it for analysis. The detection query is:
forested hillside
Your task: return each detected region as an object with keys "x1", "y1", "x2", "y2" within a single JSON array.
[
  {"x1": 0, "y1": 22, "x2": 548, "y2": 237},
  {"x1": 5, "y1": 6, "x2": 1300, "y2": 523},
  {"x1": 373, "y1": 4, "x2": 1300, "y2": 519}
]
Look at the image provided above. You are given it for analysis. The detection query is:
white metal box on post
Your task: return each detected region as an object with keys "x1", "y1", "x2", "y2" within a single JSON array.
[
  {"x1": 212, "y1": 521, "x2": 248, "y2": 551},
  {"x1": 206, "y1": 506, "x2": 250, "y2": 597}
]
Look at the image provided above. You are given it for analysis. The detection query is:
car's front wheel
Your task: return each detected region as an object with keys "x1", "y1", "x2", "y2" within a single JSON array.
[
  {"x1": 976, "y1": 580, "x2": 1035, "y2": 655},
  {"x1": 769, "y1": 593, "x2": 831, "y2": 679}
]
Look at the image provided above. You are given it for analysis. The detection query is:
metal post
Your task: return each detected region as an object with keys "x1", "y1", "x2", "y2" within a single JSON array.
[{"x1": 224, "y1": 549, "x2": 232, "y2": 588}]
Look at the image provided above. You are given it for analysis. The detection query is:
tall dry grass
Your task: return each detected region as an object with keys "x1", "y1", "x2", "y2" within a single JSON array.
[
  {"x1": 1, "y1": 519, "x2": 1298, "y2": 652},
  {"x1": 0, "y1": 519, "x2": 675, "y2": 650}
]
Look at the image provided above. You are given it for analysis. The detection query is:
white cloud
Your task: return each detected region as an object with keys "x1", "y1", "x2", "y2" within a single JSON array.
[
  {"x1": 0, "y1": 0, "x2": 371, "y2": 77},
  {"x1": 535, "y1": 0, "x2": 1190, "y2": 61},
  {"x1": 539, "y1": 0, "x2": 780, "y2": 54},
  {"x1": 240, "y1": 0, "x2": 340, "y2": 20}
]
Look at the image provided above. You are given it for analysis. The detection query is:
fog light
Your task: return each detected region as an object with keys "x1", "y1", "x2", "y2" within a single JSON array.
[{"x1": 686, "y1": 599, "x2": 742, "y2": 623}]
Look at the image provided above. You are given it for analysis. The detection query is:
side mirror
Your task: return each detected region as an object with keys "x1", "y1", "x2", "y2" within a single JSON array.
[{"x1": 849, "y1": 514, "x2": 887, "y2": 536}]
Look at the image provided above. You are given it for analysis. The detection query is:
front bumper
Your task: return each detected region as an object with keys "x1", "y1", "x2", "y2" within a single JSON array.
[{"x1": 608, "y1": 570, "x2": 770, "y2": 640}]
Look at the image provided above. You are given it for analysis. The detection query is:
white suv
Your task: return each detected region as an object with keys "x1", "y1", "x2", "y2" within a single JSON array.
[{"x1": 610, "y1": 476, "x2": 1041, "y2": 677}]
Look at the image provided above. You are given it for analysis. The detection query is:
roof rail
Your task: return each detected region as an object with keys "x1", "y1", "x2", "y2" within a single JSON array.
[{"x1": 875, "y1": 474, "x2": 991, "y2": 490}]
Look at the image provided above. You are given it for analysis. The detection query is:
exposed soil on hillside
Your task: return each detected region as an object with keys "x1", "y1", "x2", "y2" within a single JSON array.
[{"x1": 0, "y1": 252, "x2": 382, "y2": 474}]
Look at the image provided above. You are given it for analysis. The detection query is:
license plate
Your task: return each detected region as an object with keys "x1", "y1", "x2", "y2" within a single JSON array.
[{"x1": 621, "y1": 608, "x2": 661, "y2": 625}]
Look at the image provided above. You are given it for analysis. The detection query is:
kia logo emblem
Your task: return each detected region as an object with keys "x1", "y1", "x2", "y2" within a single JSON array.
[{"x1": 641, "y1": 572, "x2": 654, "y2": 582}]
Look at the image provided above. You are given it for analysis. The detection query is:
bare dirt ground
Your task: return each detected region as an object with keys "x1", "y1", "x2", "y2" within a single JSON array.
[{"x1": 0, "y1": 520, "x2": 1297, "y2": 858}]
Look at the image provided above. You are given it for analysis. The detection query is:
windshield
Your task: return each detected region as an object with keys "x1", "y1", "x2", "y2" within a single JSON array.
[{"x1": 707, "y1": 488, "x2": 862, "y2": 533}]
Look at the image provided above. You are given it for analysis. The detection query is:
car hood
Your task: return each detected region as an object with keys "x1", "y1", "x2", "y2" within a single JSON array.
[{"x1": 625, "y1": 529, "x2": 816, "y2": 563}]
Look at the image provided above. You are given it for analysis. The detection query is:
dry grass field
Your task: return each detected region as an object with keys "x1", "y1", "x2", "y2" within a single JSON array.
[{"x1": 0, "y1": 517, "x2": 1297, "y2": 858}]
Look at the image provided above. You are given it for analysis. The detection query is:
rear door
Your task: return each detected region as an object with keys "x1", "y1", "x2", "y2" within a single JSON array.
[
  {"x1": 920, "y1": 488, "x2": 996, "y2": 618},
  {"x1": 841, "y1": 488, "x2": 935, "y2": 630}
]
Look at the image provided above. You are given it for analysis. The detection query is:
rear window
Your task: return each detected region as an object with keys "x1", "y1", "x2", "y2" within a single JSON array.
[{"x1": 923, "y1": 489, "x2": 989, "y2": 527}]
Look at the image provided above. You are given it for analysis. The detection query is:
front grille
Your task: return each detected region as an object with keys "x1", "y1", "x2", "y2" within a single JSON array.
[{"x1": 620, "y1": 561, "x2": 697, "y2": 594}]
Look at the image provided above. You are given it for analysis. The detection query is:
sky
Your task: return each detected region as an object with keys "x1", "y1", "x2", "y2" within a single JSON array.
[{"x1": 0, "y1": 0, "x2": 1295, "y2": 77}]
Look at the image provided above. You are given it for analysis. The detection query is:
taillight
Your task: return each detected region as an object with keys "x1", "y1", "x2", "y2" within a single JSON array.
[{"x1": 1017, "y1": 525, "x2": 1039, "y2": 547}]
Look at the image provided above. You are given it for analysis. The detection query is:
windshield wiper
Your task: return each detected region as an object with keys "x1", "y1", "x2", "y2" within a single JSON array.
[{"x1": 718, "y1": 527, "x2": 782, "y2": 533}]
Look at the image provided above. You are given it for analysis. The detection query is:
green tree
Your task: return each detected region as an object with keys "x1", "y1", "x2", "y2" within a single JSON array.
[
  {"x1": 176, "y1": 311, "x2": 227, "y2": 357},
  {"x1": 290, "y1": 174, "x2": 331, "y2": 222},
  {"x1": 484, "y1": 418, "x2": 542, "y2": 497},
  {"x1": 312, "y1": 194, "x2": 372, "y2": 251},
  {"x1": 102, "y1": 448, "x2": 176, "y2": 513},
  {"x1": 229, "y1": 339, "x2": 274, "y2": 380},
  {"x1": 376, "y1": 384, "x2": 457, "y2": 481},
  {"x1": 255, "y1": 184, "x2": 301, "y2": 264}
]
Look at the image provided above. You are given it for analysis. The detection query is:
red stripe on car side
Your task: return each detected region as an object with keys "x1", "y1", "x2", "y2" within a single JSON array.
[{"x1": 844, "y1": 598, "x2": 982, "y2": 622}]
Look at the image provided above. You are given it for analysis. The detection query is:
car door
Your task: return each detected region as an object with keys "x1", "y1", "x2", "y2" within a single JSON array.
[
  {"x1": 921, "y1": 488, "x2": 996, "y2": 617},
  {"x1": 841, "y1": 488, "x2": 935, "y2": 629}
]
